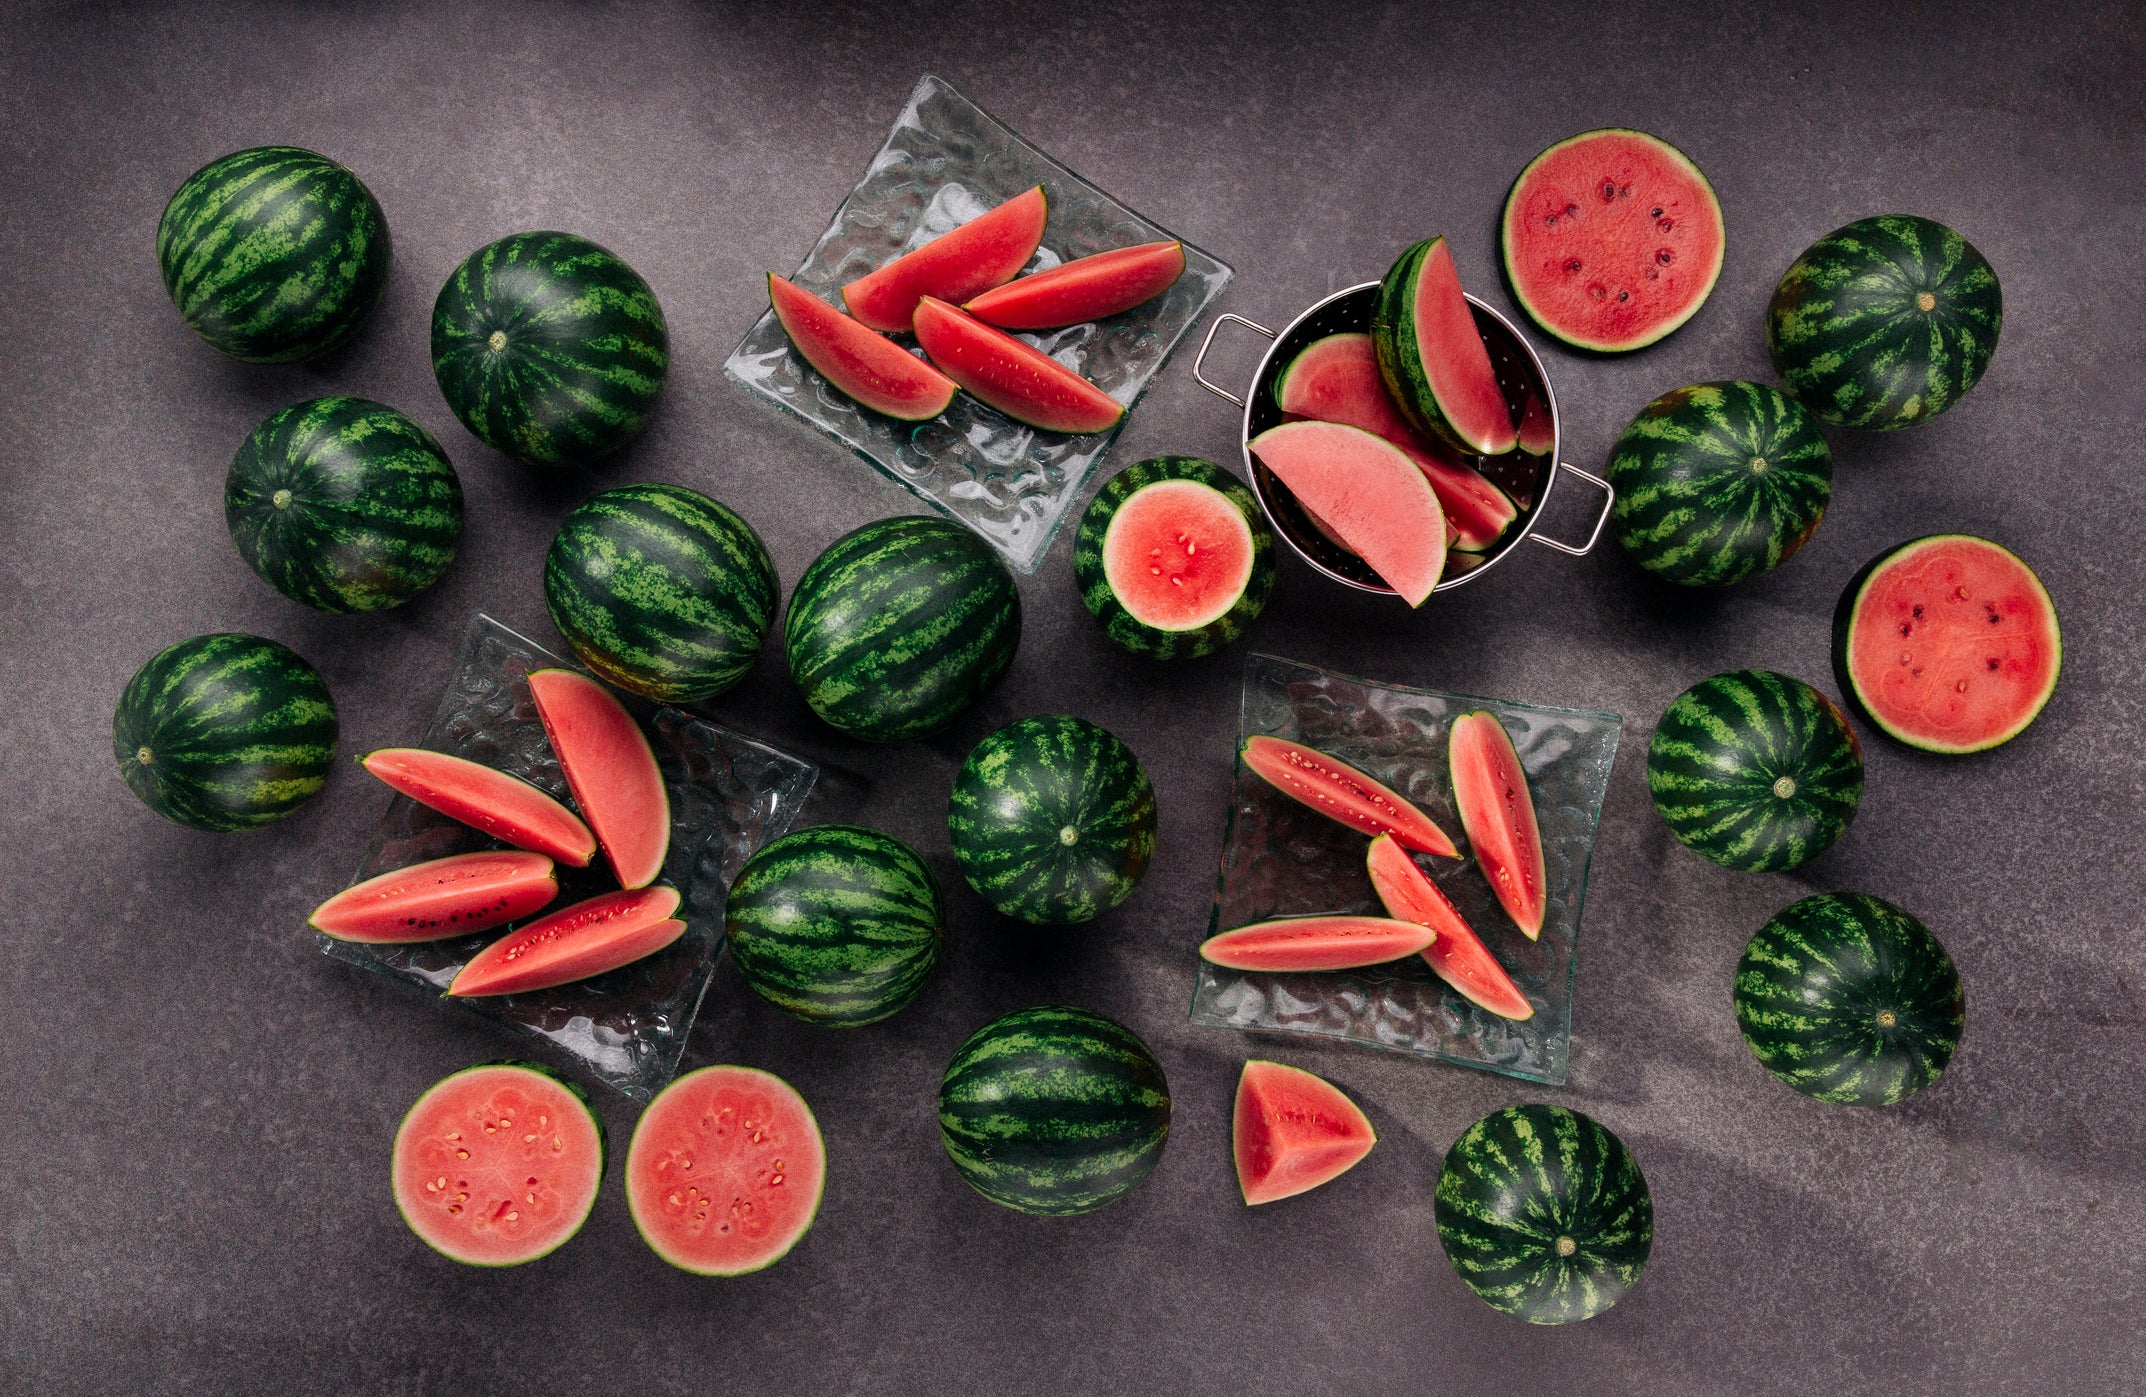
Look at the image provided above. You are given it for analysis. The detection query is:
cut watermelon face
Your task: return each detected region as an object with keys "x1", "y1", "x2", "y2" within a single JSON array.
[
  {"x1": 310, "y1": 850, "x2": 558, "y2": 944},
  {"x1": 448, "y1": 885, "x2": 684, "y2": 997},
  {"x1": 1233, "y1": 1060, "x2": 1376, "y2": 1206},
  {"x1": 1501, "y1": 128, "x2": 1725, "y2": 353},
  {"x1": 1100, "y1": 477, "x2": 1257, "y2": 632},
  {"x1": 963, "y1": 240, "x2": 1185, "y2": 330},
  {"x1": 1365, "y1": 835, "x2": 1533, "y2": 1021},
  {"x1": 1832, "y1": 534, "x2": 2060, "y2": 753},
  {"x1": 626, "y1": 1065, "x2": 826, "y2": 1276},
  {"x1": 1241, "y1": 734, "x2": 1458, "y2": 856},
  {"x1": 1373, "y1": 238, "x2": 1518, "y2": 456},
  {"x1": 527, "y1": 669, "x2": 670, "y2": 890},
  {"x1": 1448, "y1": 712, "x2": 1547, "y2": 939},
  {"x1": 842, "y1": 185, "x2": 1049, "y2": 333},
  {"x1": 360, "y1": 748, "x2": 596, "y2": 868},
  {"x1": 767, "y1": 274, "x2": 957, "y2": 421},
  {"x1": 911, "y1": 297, "x2": 1125, "y2": 434},
  {"x1": 1249, "y1": 420, "x2": 1447, "y2": 605},
  {"x1": 1200, "y1": 915, "x2": 1434, "y2": 972}
]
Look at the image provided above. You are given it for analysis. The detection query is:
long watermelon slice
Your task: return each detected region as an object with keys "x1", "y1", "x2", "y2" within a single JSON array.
[
  {"x1": 1372, "y1": 237, "x2": 1518, "y2": 456},
  {"x1": 1233, "y1": 1060, "x2": 1377, "y2": 1206},
  {"x1": 911, "y1": 297, "x2": 1125, "y2": 433},
  {"x1": 842, "y1": 185, "x2": 1048, "y2": 333},
  {"x1": 963, "y1": 240, "x2": 1185, "y2": 329},
  {"x1": 1241, "y1": 734, "x2": 1458, "y2": 856},
  {"x1": 527, "y1": 669, "x2": 669, "y2": 890},
  {"x1": 1365, "y1": 835, "x2": 1532, "y2": 1020},
  {"x1": 1448, "y1": 712, "x2": 1547, "y2": 939},
  {"x1": 1200, "y1": 915, "x2": 1433, "y2": 972},
  {"x1": 625, "y1": 1065, "x2": 826, "y2": 1275},
  {"x1": 767, "y1": 274, "x2": 957, "y2": 420},
  {"x1": 448, "y1": 886, "x2": 685, "y2": 997},
  {"x1": 360, "y1": 748, "x2": 596, "y2": 868},
  {"x1": 310, "y1": 850, "x2": 559, "y2": 944}
]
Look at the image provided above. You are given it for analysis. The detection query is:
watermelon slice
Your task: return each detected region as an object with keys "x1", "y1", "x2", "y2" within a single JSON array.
[
  {"x1": 1233, "y1": 1060, "x2": 1377, "y2": 1206},
  {"x1": 1249, "y1": 420, "x2": 1447, "y2": 604},
  {"x1": 527, "y1": 669, "x2": 669, "y2": 890},
  {"x1": 767, "y1": 274, "x2": 957, "y2": 420},
  {"x1": 1372, "y1": 237, "x2": 1517, "y2": 456},
  {"x1": 1448, "y1": 712, "x2": 1547, "y2": 939},
  {"x1": 626, "y1": 1065, "x2": 826, "y2": 1275},
  {"x1": 842, "y1": 185, "x2": 1049, "y2": 333},
  {"x1": 310, "y1": 850, "x2": 558, "y2": 944},
  {"x1": 1241, "y1": 734, "x2": 1458, "y2": 856},
  {"x1": 1101, "y1": 476, "x2": 1257, "y2": 633},
  {"x1": 911, "y1": 297, "x2": 1125, "y2": 434},
  {"x1": 360, "y1": 748, "x2": 596, "y2": 868},
  {"x1": 1200, "y1": 915, "x2": 1434, "y2": 972},
  {"x1": 1365, "y1": 835, "x2": 1533, "y2": 1020},
  {"x1": 963, "y1": 240, "x2": 1186, "y2": 329},
  {"x1": 448, "y1": 885, "x2": 685, "y2": 997}
]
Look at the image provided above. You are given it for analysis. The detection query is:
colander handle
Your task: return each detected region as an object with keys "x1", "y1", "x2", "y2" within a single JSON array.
[
  {"x1": 1192, "y1": 313, "x2": 1276, "y2": 408},
  {"x1": 1530, "y1": 464, "x2": 1616, "y2": 557}
]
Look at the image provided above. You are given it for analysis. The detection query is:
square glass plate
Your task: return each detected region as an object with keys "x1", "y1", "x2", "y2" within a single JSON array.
[
  {"x1": 1188, "y1": 655, "x2": 1623, "y2": 1085},
  {"x1": 723, "y1": 73, "x2": 1233, "y2": 573},
  {"x1": 322, "y1": 615, "x2": 818, "y2": 1100}
]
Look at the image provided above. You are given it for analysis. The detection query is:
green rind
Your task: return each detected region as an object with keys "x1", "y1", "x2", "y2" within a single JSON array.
[
  {"x1": 1371, "y1": 237, "x2": 1502, "y2": 455},
  {"x1": 157, "y1": 146, "x2": 391, "y2": 363},
  {"x1": 938, "y1": 1005, "x2": 1171, "y2": 1216},
  {"x1": 1647, "y1": 670, "x2": 1863, "y2": 872},
  {"x1": 1071, "y1": 456, "x2": 1275, "y2": 659},
  {"x1": 225, "y1": 397, "x2": 464, "y2": 612},
  {"x1": 1734, "y1": 893, "x2": 1965, "y2": 1107},
  {"x1": 113, "y1": 633, "x2": 338, "y2": 831},
  {"x1": 785, "y1": 517, "x2": 1021, "y2": 742},
  {"x1": 431, "y1": 231, "x2": 669, "y2": 466},
  {"x1": 544, "y1": 483, "x2": 777, "y2": 703},
  {"x1": 1606, "y1": 381, "x2": 1831, "y2": 587},
  {"x1": 1767, "y1": 214, "x2": 2002, "y2": 431},
  {"x1": 948, "y1": 716, "x2": 1157, "y2": 925},
  {"x1": 725, "y1": 824, "x2": 944, "y2": 1026}
]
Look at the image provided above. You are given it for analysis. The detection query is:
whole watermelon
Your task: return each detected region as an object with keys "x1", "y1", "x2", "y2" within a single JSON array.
[
  {"x1": 431, "y1": 232, "x2": 669, "y2": 466},
  {"x1": 1072, "y1": 455, "x2": 1276, "y2": 660},
  {"x1": 544, "y1": 483, "x2": 777, "y2": 704},
  {"x1": 225, "y1": 397, "x2": 464, "y2": 613},
  {"x1": 157, "y1": 146, "x2": 391, "y2": 363}
]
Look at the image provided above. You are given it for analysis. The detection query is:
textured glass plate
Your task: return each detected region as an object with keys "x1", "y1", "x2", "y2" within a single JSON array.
[
  {"x1": 1189, "y1": 655, "x2": 1622, "y2": 1085},
  {"x1": 322, "y1": 615, "x2": 817, "y2": 1100},
  {"x1": 723, "y1": 73, "x2": 1233, "y2": 573}
]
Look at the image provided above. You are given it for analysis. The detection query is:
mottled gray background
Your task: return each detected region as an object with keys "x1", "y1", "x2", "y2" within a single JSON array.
[{"x1": 4, "y1": 2, "x2": 2141, "y2": 1392}]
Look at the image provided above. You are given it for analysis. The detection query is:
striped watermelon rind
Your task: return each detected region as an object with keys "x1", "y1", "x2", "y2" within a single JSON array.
[
  {"x1": 157, "y1": 146, "x2": 391, "y2": 363},
  {"x1": 113, "y1": 633, "x2": 339, "y2": 831},
  {"x1": 1606, "y1": 381, "x2": 1832, "y2": 587},
  {"x1": 544, "y1": 484, "x2": 777, "y2": 704},
  {"x1": 1735, "y1": 893, "x2": 1964, "y2": 1107},
  {"x1": 938, "y1": 1005, "x2": 1171, "y2": 1216},
  {"x1": 724, "y1": 824, "x2": 944, "y2": 1026},
  {"x1": 1647, "y1": 670, "x2": 1863, "y2": 872},
  {"x1": 1071, "y1": 456, "x2": 1275, "y2": 660}
]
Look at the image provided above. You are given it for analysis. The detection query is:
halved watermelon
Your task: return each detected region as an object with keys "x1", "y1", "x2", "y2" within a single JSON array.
[
  {"x1": 963, "y1": 240, "x2": 1185, "y2": 329},
  {"x1": 1200, "y1": 915, "x2": 1434, "y2": 972},
  {"x1": 767, "y1": 274, "x2": 957, "y2": 421},
  {"x1": 360, "y1": 748, "x2": 595, "y2": 867},
  {"x1": 1241, "y1": 734, "x2": 1458, "y2": 856},
  {"x1": 310, "y1": 850, "x2": 558, "y2": 944},
  {"x1": 1233, "y1": 1060, "x2": 1377, "y2": 1206},
  {"x1": 1365, "y1": 834, "x2": 1532, "y2": 1020},
  {"x1": 1248, "y1": 420, "x2": 1447, "y2": 604},
  {"x1": 911, "y1": 297, "x2": 1125, "y2": 434},
  {"x1": 1102, "y1": 477, "x2": 1256, "y2": 633},
  {"x1": 448, "y1": 885, "x2": 684, "y2": 997},
  {"x1": 1449, "y1": 712, "x2": 1547, "y2": 939},
  {"x1": 842, "y1": 185, "x2": 1048, "y2": 333},
  {"x1": 527, "y1": 669, "x2": 669, "y2": 890},
  {"x1": 1372, "y1": 237, "x2": 1517, "y2": 456}
]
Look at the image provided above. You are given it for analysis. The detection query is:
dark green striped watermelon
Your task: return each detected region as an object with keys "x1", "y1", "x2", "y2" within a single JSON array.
[
  {"x1": 785, "y1": 517, "x2": 1021, "y2": 743},
  {"x1": 1767, "y1": 215, "x2": 2002, "y2": 431},
  {"x1": 113, "y1": 633, "x2": 338, "y2": 831},
  {"x1": 1648, "y1": 670, "x2": 1863, "y2": 872},
  {"x1": 1606, "y1": 381, "x2": 1832, "y2": 587},
  {"x1": 1735, "y1": 893, "x2": 1964, "y2": 1107},
  {"x1": 431, "y1": 232, "x2": 669, "y2": 467},
  {"x1": 1435, "y1": 1104, "x2": 1652, "y2": 1324},
  {"x1": 157, "y1": 146, "x2": 391, "y2": 363},
  {"x1": 544, "y1": 483, "x2": 776, "y2": 704},
  {"x1": 1071, "y1": 456, "x2": 1275, "y2": 660},
  {"x1": 724, "y1": 824, "x2": 944, "y2": 1026},
  {"x1": 224, "y1": 397, "x2": 464, "y2": 613},
  {"x1": 938, "y1": 1005, "x2": 1170, "y2": 1216},
  {"x1": 947, "y1": 716, "x2": 1156, "y2": 925}
]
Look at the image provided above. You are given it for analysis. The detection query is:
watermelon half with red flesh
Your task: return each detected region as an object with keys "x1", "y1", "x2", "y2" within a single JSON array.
[
  {"x1": 1365, "y1": 834, "x2": 1533, "y2": 1021},
  {"x1": 361, "y1": 748, "x2": 596, "y2": 868},
  {"x1": 1233, "y1": 1060, "x2": 1377, "y2": 1206},
  {"x1": 842, "y1": 185, "x2": 1049, "y2": 333},
  {"x1": 1831, "y1": 534, "x2": 2061, "y2": 753},
  {"x1": 448, "y1": 885, "x2": 685, "y2": 997},
  {"x1": 310, "y1": 850, "x2": 558, "y2": 944},
  {"x1": 391, "y1": 1061, "x2": 604, "y2": 1267},
  {"x1": 912, "y1": 297, "x2": 1125, "y2": 434},
  {"x1": 527, "y1": 668, "x2": 669, "y2": 890},
  {"x1": 1501, "y1": 128, "x2": 1725, "y2": 353},
  {"x1": 1249, "y1": 420, "x2": 1447, "y2": 604},
  {"x1": 963, "y1": 240, "x2": 1186, "y2": 330},
  {"x1": 767, "y1": 274, "x2": 957, "y2": 421},
  {"x1": 1103, "y1": 477, "x2": 1257, "y2": 634},
  {"x1": 626, "y1": 1064, "x2": 826, "y2": 1276},
  {"x1": 1200, "y1": 915, "x2": 1434, "y2": 972},
  {"x1": 1241, "y1": 734, "x2": 1458, "y2": 857},
  {"x1": 1449, "y1": 712, "x2": 1547, "y2": 939}
]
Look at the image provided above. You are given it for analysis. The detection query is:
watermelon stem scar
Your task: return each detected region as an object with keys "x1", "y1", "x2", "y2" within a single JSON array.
[{"x1": 487, "y1": 330, "x2": 507, "y2": 352}]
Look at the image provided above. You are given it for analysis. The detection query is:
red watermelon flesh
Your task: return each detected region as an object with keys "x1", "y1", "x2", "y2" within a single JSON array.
[
  {"x1": 912, "y1": 297, "x2": 1125, "y2": 434},
  {"x1": 527, "y1": 669, "x2": 670, "y2": 890},
  {"x1": 842, "y1": 185, "x2": 1049, "y2": 332},
  {"x1": 1365, "y1": 835, "x2": 1533, "y2": 1021},
  {"x1": 626, "y1": 1065, "x2": 826, "y2": 1276},
  {"x1": 1249, "y1": 420, "x2": 1446, "y2": 604},
  {"x1": 448, "y1": 885, "x2": 684, "y2": 997},
  {"x1": 1200, "y1": 915, "x2": 1434, "y2": 972},
  {"x1": 310, "y1": 850, "x2": 558, "y2": 944},
  {"x1": 360, "y1": 748, "x2": 596, "y2": 868},
  {"x1": 1102, "y1": 477, "x2": 1256, "y2": 631},
  {"x1": 1233, "y1": 1060, "x2": 1377, "y2": 1206},
  {"x1": 964, "y1": 240, "x2": 1185, "y2": 329},
  {"x1": 767, "y1": 274, "x2": 957, "y2": 420},
  {"x1": 1241, "y1": 734, "x2": 1458, "y2": 857},
  {"x1": 1448, "y1": 712, "x2": 1547, "y2": 939}
]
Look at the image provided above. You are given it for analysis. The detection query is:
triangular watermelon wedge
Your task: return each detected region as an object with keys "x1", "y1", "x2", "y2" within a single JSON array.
[
  {"x1": 1365, "y1": 834, "x2": 1533, "y2": 1020},
  {"x1": 1249, "y1": 420, "x2": 1446, "y2": 605},
  {"x1": 768, "y1": 274, "x2": 957, "y2": 421},
  {"x1": 528, "y1": 669, "x2": 670, "y2": 890},
  {"x1": 1233, "y1": 1060, "x2": 1377, "y2": 1205},
  {"x1": 841, "y1": 186, "x2": 1048, "y2": 332}
]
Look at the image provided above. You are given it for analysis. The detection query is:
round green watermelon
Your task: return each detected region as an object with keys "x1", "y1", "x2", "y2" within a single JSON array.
[
  {"x1": 938, "y1": 1005, "x2": 1171, "y2": 1216},
  {"x1": 113, "y1": 633, "x2": 339, "y2": 831},
  {"x1": 948, "y1": 715, "x2": 1156, "y2": 924},
  {"x1": 1735, "y1": 893, "x2": 1964, "y2": 1107},
  {"x1": 785, "y1": 517, "x2": 1021, "y2": 743},
  {"x1": 1767, "y1": 214, "x2": 2002, "y2": 431},
  {"x1": 544, "y1": 483, "x2": 777, "y2": 704},
  {"x1": 724, "y1": 824, "x2": 943, "y2": 1026},
  {"x1": 1435, "y1": 1103, "x2": 1653, "y2": 1324},
  {"x1": 1071, "y1": 456, "x2": 1275, "y2": 660},
  {"x1": 1606, "y1": 381, "x2": 1832, "y2": 587},
  {"x1": 1647, "y1": 670, "x2": 1863, "y2": 872},
  {"x1": 157, "y1": 146, "x2": 391, "y2": 363},
  {"x1": 431, "y1": 232, "x2": 669, "y2": 467},
  {"x1": 224, "y1": 397, "x2": 464, "y2": 613}
]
